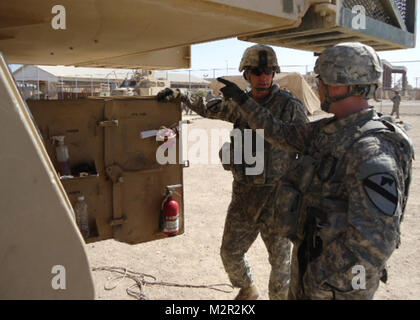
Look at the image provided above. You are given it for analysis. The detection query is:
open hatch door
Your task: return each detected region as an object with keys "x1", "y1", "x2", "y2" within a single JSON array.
[{"x1": 27, "y1": 96, "x2": 185, "y2": 244}]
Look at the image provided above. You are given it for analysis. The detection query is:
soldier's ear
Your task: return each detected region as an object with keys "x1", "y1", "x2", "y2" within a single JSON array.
[{"x1": 243, "y1": 70, "x2": 249, "y2": 81}]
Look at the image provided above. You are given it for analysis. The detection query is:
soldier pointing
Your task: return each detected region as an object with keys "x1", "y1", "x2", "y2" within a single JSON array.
[
  {"x1": 217, "y1": 42, "x2": 414, "y2": 299},
  {"x1": 157, "y1": 44, "x2": 309, "y2": 299}
]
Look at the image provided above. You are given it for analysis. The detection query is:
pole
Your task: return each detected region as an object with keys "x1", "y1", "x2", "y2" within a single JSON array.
[
  {"x1": 37, "y1": 66, "x2": 40, "y2": 100},
  {"x1": 75, "y1": 76, "x2": 78, "y2": 100},
  {"x1": 22, "y1": 65, "x2": 25, "y2": 93}
]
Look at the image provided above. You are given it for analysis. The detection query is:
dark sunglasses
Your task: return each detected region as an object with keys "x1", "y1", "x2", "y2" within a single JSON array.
[{"x1": 249, "y1": 67, "x2": 275, "y2": 76}]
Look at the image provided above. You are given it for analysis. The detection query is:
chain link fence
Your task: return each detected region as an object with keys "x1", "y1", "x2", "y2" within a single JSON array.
[{"x1": 11, "y1": 60, "x2": 420, "y2": 101}]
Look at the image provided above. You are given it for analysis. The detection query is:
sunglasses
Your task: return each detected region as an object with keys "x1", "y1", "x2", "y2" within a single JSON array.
[{"x1": 249, "y1": 67, "x2": 275, "y2": 76}]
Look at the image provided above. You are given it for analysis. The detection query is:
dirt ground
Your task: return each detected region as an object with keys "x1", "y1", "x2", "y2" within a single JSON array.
[{"x1": 87, "y1": 100, "x2": 420, "y2": 300}]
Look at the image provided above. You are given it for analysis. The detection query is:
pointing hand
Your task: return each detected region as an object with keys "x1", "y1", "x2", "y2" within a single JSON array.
[{"x1": 217, "y1": 77, "x2": 249, "y2": 105}]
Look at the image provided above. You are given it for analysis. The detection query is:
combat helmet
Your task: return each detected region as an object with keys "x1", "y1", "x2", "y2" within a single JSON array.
[
  {"x1": 239, "y1": 44, "x2": 281, "y2": 73},
  {"x1": 314, "y1": 42, "x2": 383, "y2": 111},
  {"x1": 314, "y1": 42, "x2": 382, "y2": 86}
]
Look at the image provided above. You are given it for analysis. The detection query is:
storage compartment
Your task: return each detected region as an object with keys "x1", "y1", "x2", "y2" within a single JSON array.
[{"x1": 27, "y1": 97, "x2": 184, "y2": 244}]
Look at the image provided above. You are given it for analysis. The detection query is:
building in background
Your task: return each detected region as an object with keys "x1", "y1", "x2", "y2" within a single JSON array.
[
  {"x1": 13, "y1": 66, "x2": 210, "y2": 100},
  {"x1": 155, "y1": 71, "x2": 210, "y2": 91},
  {"x1": 13, "y1": 65, "x2": 136, "y2": 99}
]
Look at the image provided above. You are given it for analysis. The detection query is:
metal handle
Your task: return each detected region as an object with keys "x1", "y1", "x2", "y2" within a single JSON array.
[{"x1": 98, "y1": 119, "x2": 119, "y2": 127}]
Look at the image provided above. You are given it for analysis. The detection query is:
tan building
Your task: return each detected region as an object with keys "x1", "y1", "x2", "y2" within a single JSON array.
[
  {"x1": 13, "y1": 65, "x2": 136, "y2": 99},
  {"x1": 155, "y1": 71, "x2": 210, "y2": 91}
]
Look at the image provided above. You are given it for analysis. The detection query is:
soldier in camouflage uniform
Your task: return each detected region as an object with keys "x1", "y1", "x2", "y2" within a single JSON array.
[
  {"x1": 217, "y1": 42, "x2": 414, "y2": 299},
  {"x1": 157, "y1": 45, "x2": 309, "y2": 299},
  {"x1": 390, "y1": 91, "x2": 401, "y2": 119}
]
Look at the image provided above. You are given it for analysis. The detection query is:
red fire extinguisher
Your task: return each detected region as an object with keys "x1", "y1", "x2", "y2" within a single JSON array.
[{"x1": 160, "y1": 185, "x2": 182, "y2": 236}]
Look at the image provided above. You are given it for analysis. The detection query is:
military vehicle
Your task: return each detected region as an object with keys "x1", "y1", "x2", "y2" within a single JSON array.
[
  {"x1": 110, "y1": 70, "x2": 170, "y2": 96},
  {"x1": 110, "y1": 78, "x2": 137, "y2": 96},
  {"x1": 0, "y1": 0, "x2": 416, "y2": 299}
]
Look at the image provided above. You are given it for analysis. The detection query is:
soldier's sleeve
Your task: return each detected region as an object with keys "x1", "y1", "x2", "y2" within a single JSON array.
[
  {"x1": 287, "y1": 97, "x2": 310, "y2": 124},
  {"x1": 237, "y1": 97, "x2": 313, "y2": 152},
  {"x1": 303, "y1": 137, "x2": 404, "y2": 299},
  {"x1": 180, "y1": 93, "x2": 242, "y2": 123},
  {"x1": 346, "y1": 138, "x2": 403, "y2": 261}
]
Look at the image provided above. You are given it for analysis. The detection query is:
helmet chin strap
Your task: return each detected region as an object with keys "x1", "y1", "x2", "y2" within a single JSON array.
[
  {"x1": 255, "y1": 87, "x2": 271, "y2": 92},
  {"x1": 321, "y1": 84, "x2": 362, "y2": 113}
]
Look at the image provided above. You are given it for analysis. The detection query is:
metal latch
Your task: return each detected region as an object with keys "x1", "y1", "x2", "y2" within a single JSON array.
[
  {"x1": 105, "y1": 165, "x2": 126, "y2": 229},
  {"x1": 110, "y1": 217, "x2": 126, "y2": 226},
  {"x1": 98, "y1": 119, "x2": 119, "y2": 127}
]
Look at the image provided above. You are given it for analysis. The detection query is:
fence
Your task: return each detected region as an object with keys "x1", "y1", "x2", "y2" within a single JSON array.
[{"x1": 11, "y1": 60, "x2": 420, "y2": 100}]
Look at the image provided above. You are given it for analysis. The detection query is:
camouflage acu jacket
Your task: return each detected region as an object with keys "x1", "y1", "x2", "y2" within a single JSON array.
[
  {"x1": 391, "y1": 94, "x2": 401, "y2": 105},
  {"x1": 236, "y1": 100, "x2": 414, "y2": 297},
  {"x1": 181, "y1": 84, "x2": 309, "y2": 185}
]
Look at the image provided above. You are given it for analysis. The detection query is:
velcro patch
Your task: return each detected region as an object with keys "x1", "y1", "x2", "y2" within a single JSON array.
[{"x1": 363, "y1": 173, "x2": 398, "y2": 216}]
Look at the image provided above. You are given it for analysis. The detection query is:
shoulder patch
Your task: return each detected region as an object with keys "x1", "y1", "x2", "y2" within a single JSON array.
[
  {"x1": 363, "y1": 173, "x2": 398, "y2": 216},
  {"x1": 358, "y1": 156, "x2": 399, "y2": 217}
]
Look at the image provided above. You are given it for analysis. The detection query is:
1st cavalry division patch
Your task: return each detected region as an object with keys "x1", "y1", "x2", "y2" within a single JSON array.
[{"x1": 363, "y1": 173, "x2": 398, "y2": 216}]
